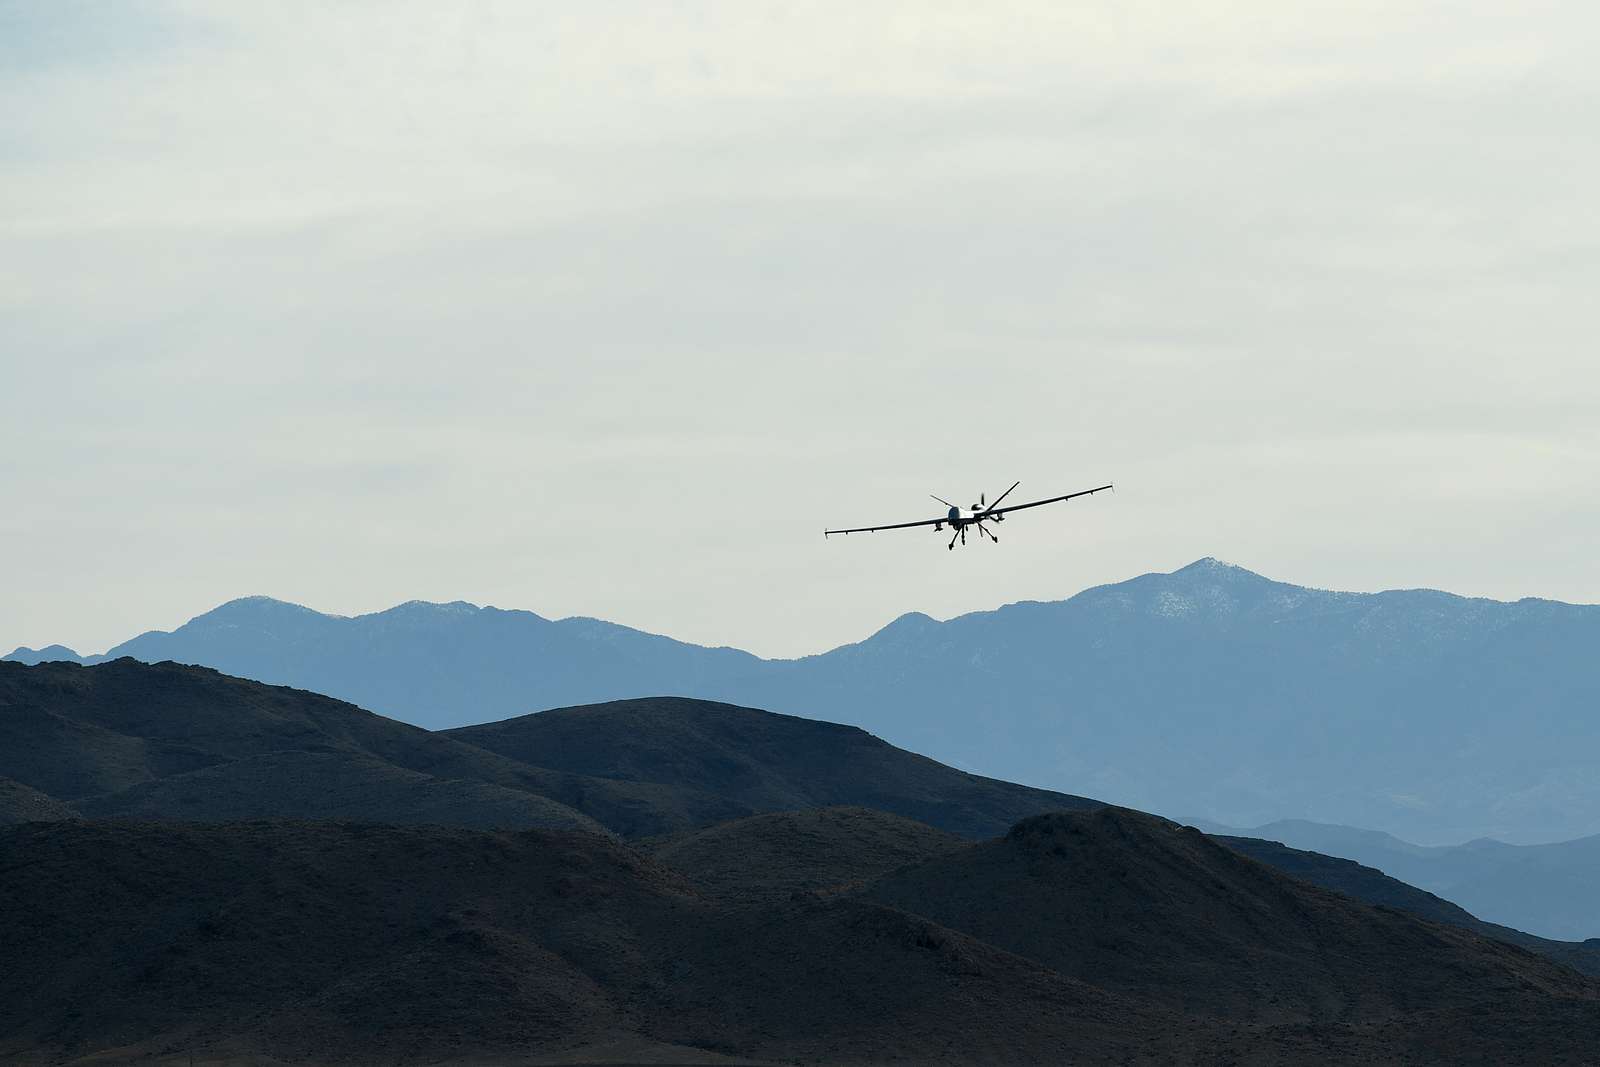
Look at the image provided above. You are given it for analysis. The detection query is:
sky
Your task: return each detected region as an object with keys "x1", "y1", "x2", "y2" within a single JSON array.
[{"x1": 3, "y1": 1, "x2": 1597, "y2": 659}]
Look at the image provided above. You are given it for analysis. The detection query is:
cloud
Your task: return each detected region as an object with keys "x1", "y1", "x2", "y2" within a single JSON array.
[{"x1": 3, "y1": 1, "x2": 1598, "y2": 657}]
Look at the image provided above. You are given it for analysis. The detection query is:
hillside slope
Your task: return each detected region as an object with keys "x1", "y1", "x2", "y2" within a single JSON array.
[
  {"x1": 0, "y1": 820, "x2": 1222, "y2": 1066},
  {"x1": 0, "y1": 661, "x2": 1096, "y2": 839},
  {"x1": 0, "y1": 659, "x2": 627, "y2": 834},
  {"x1": 1202, "y1": 817, "x2": 1600, "y2": 941},
  {"x1": 866, "y1": 807, "x2": 1599, "y2": 1030},
  {"x1": 1218, "y1": 835, "x2": 1600, "y2": 977},
  {"x1": 5, "y1": 817, "x2": 1600, "y2": 1065},
  {"x1": 448, "y1": 696, "x2": 1100, "y2": 838},
  {"x1": 648, "y1": 807, "x2": 1600, "y2": 980},
  {"x1": 646, "y1": 806, "x2": 968, "y2": 902},
  {"x1": 0, "y1": 776, "x2": 75, "y2": 824}
]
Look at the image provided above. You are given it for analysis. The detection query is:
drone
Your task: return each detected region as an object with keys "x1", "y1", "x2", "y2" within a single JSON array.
[{"x1": 825, "y1": 481, "x2": 1112, "y2": 550}]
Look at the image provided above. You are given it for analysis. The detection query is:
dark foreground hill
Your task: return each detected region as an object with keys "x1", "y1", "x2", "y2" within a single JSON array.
[
  {"x1": 0, "y1": 658, "x2": 617, "y2": 834},
  {"x1": 16, "y1": 560, "x2": 1600, "y2": 844},
  {"x1": 0, "y1": 820, "x2": 1217, "y2": 1066},
  {"x1": 448, "y1": 696, "x2": 1100, "y2": 838},
  {"x1": 0, "y1": 660, "x2": 1096, "y2": 839},
  {"x1": 6, "y1": 815, "x2": 1600, "y2": 1066},
  {"x1": 644, "y1": 806, "x2": 968, "y2": 902},
  {"x1": 864, "y1": 809, "x2": 1600, "y2": 1029},
  {"x1": 647, "y1": 808, "x2": 1600, "y2": 980}
]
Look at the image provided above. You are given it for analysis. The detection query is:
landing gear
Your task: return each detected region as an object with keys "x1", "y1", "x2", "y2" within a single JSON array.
[{"x1": 946, "y1": 523, "x2": 991, "y2": 549}]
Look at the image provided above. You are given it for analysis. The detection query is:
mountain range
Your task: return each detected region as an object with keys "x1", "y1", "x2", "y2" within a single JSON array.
[
  {"x1": 5, "y1": 658, "x2": 1600, "y2": 1064},
  {"x1": 12, "y1": 558, "x2": 1599, "y2": 848}
]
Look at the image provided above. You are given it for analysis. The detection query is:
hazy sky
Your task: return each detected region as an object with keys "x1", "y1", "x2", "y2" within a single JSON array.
[{"x1": 4, "y1": 1, "x2": 1597, "y2": 658}]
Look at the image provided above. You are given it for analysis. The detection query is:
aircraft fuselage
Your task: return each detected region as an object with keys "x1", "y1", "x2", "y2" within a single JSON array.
[{"x1": 937, "y1": 506, "x2": 1003, "y2": 531}]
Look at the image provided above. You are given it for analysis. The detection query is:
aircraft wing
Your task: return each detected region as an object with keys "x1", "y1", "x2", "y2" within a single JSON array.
[
  {"x1": 824, "y1": 516, "x2": 945, "y2": 536},
  {"x1": 986, "y1": 483, "x2": 1113, "y2": 517}
]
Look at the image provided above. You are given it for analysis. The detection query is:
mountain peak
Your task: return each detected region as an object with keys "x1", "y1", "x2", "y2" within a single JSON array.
[
  {"x1": 1173, "y1": 557, "x2": 1258, "y2": 579},
  {"x1": 376, "y1": 599, "x2": 482, "y2": 617},
  {"x1": 198, "y1": 596, "x2": 332, "y2": 622},
  {"x1": 872, "y1": 611, "x2": 939, "y2": 638}
]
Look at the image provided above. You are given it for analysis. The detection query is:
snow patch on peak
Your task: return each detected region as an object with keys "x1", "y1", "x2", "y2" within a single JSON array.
[
  {"x1": 358, "y1": 600, "x2": 485, "y2": 626},
  {"x1": 1176, "y1": 556, "x2": 1253, "y2": 578},
  {"x1": 1153, "y1": 590, "x2": 1197, "y2": 618},
  {"x1": 200, "y1": 597, "x2": 334, "y2": 622},
  {"x1": 225, "y1": 596, "x2": 309, "y2": 608},
  {"x1": 392, "y1": 599, "x2": 480, "y2": 615}
]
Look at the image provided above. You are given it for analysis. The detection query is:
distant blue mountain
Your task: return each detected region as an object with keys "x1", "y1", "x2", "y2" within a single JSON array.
[
  {"x1": 712, "y1": 559, "x2": 1600, "y2": 845},
  {"x1": 5, "y1": 644, "x2": 84, "y2": 665},
  {"x1": 6, "y1": 596, "x2": 761, "y2": 729},
  {"x1": 10, "y1": 558, "x2": 1600, "y2": 845},
  {"x1": 1191, "y1": 817, "x2": 1600, "y2": 942}
]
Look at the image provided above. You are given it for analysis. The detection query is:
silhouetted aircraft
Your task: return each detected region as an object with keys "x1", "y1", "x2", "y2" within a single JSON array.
[{"x1": 825, "y1": 481, "x2": 1112, "y2": 550}]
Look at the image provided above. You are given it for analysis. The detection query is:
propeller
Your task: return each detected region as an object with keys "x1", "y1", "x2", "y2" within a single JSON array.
[{"x1": 982, "y1": 480, "x2": 1021, "y2": 514}]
